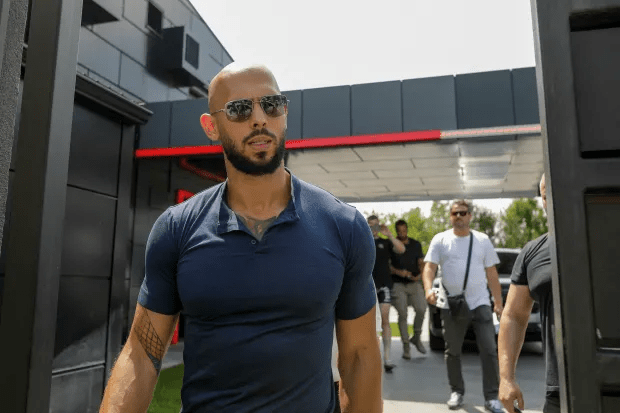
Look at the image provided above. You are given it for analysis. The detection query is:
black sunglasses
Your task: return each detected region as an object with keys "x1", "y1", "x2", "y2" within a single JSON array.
[
  {"x1": 212, "y1": 95, "x2": 289, "y2": 122},
  {"x1": 451, "y1": 211, "x2": 469, "y2": 217}
]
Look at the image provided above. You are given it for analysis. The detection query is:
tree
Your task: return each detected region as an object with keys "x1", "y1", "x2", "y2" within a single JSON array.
[
  {"x1": 421, "y1": 201, "x2": 451, "y2": 253},
  {"x1": 498, "y1": 198, "x2": 548, "y2": 248},
  {"x1": 470, "y1": 204, "x2": 498, "y2": 244}
]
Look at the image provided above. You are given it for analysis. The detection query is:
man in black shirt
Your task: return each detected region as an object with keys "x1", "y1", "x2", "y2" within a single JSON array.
[
  {"x1": 498, "y1": 174, "x2": 560, "y2": 413},
  {"x1": 390, "y1": 219, "x2": 427, "y2": 358},
  {"x1": 367, "y1": 215, "x2": 405, "y2": 372}
]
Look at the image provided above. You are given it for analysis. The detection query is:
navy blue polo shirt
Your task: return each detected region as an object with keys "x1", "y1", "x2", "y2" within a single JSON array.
[{"x1": 138, "y1": 171, "x2": 376, "y2": 413}]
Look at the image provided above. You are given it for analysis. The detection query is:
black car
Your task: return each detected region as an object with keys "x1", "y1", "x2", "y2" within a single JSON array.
[{"x1": 428, "y1": 248, "x2": 542, "y2": 351}]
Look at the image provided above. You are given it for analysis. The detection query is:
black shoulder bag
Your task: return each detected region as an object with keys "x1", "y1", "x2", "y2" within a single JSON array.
[{"x1": 445, "y1": 233, "x2": 473, "y2": 317}]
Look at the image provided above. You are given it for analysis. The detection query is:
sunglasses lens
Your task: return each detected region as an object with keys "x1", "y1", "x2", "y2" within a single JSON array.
[
  {"x1": 261, "y1": 95, "x2": 287, "y2": 117},
  {"x1": 226, "y1": 100, "x2": 253, "y2": 122}
]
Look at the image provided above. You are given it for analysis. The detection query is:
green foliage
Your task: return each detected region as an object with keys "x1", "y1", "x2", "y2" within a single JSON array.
[
  {"x1": 471, "y1": 205, "x2": 498, "y2": 243},
  {"x1": 361, "y1": 198, "x2": 545, "y2": 252},
  {"x1": 149, "y1": 364, "x2": 183, "y2": 413},
  {"x1": 498, "y1": 198, "x2": 548, "y2": 248}
]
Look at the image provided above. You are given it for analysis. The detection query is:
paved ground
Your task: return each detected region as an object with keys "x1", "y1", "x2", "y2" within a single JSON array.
[{"x1": 163, "y1": 308, "x2": 546, "y2": 412}]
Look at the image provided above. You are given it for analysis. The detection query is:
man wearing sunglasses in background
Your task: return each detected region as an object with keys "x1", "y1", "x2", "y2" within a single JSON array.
[
  {"x1": 99, "y1": 63, "x2": 382, "y2": 413},
  {"x1": 422, "y1": 200, "x2": 505, "y2": 413}
]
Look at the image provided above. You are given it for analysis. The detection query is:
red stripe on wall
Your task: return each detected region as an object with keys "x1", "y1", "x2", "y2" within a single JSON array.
[{"x1": 135, "y1": 130, "x2": 441, "y2": 158}]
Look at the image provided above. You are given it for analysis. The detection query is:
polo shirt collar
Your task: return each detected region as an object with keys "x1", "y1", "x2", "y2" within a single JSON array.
[{"x1": 216, "y1": 168, "x2": 300, "y2": 235}]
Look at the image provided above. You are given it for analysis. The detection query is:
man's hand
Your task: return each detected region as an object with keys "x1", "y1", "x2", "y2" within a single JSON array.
[
  {"x1": 379, "y1": 224, "x2": 391, "y2": 237},
  {"x1": 499, "y1": 378, "x2": 524, "y2": 413},
  {"x1": 425, "y1": 289, "x2": 437, "y2": 306},
  {"x1": 494, "y1": 302, "x2": 504, "y2": 318}
]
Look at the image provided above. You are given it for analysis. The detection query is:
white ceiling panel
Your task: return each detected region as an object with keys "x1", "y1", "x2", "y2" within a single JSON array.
[
  {"x1": 281, "y1": 132, "x2": 544, "y2": 201},
  {"x1": 321, "y1": 160, "x2": 414, "y2": 172},
  {"x1": 413, "y1": 158, "x2": 460, "y2": 168},
  {"x1": 515, "y1": 135, "x2": 544, "y2": 153},
  {"x1": 287, "y1": 148, "x2": 360, "y2": 165},
  {"x1": 512, "y1": 151, "x2": 544, "y2": 165},
  {"x1": 459, "y1": 140, "x2": 518, "y2": 157}
]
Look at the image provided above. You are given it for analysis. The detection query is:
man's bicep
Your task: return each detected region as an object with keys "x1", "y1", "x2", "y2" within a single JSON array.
[
  {"x1": 504, "y1": 284, "x2": 534, "y2": 319},
  {"x1": 127, "y1": 303, "x2": 180, "y2": 373},
  {"x1": 336, "y1": 306, "x2": 378, "y2": 354}
]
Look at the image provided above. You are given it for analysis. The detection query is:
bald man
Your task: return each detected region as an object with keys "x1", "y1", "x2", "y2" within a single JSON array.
[{"x1": 100, "y1": 64, "x2": 382, "y2": 413}]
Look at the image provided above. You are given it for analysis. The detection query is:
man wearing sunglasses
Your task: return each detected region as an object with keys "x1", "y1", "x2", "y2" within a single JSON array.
[
  {"x1": 99, "y1": 64, "x2": 382, "y2": 413},
  {"x1": 422, "y1": 200, "x2": 504, "y2": 413}
]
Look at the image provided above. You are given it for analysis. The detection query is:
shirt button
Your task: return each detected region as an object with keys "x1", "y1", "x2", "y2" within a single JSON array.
[{"x1": 251, "y1": 240, "x2": 257, "y2": 245}]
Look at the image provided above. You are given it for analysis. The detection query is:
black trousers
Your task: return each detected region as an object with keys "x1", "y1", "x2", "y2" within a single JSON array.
[{"x1": 333, "y1": 381, "x2": 341, "y2": 413}]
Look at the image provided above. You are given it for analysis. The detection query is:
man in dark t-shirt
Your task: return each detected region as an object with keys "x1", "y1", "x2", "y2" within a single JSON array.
[
  {"x1": 390, "y1": 219, "x2": 427, "y2": 358},
  {"x1": 367, "y1": 215, "x2": 405, "y2": 372},
  {"x1": 498, "y1": 174, "x2": 560, "y2": 413}
]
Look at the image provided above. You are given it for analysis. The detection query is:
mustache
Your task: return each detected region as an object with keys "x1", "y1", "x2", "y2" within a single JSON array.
[{"x1": 243, "y1": 128, "x2": 277, "y2": 144}]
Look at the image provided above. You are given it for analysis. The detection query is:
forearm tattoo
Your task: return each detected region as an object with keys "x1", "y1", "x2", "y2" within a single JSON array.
[
  {"x1": 237, "y1": 214, "x2": 277, "y2": 241},
  {"x1": 135, "y1": 311, "x2": 165, "y2": 373}
]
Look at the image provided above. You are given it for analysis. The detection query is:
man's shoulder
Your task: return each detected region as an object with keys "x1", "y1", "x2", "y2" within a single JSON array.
[
  {"x1": 167, "y1": 183, "x2": 224, "y2": 221},
  {"x1": 431, "y1": 229, "x2": 454, "y2": 242},
  {"x1": 520, "y1": 232, "x2": 549, "y2": 259},
  {"x1": 471, "y1": 229, "x2": 490, "y2": 241},
  {"x1": 294, "y1": 174, "x2": 358, "y2": 219}
]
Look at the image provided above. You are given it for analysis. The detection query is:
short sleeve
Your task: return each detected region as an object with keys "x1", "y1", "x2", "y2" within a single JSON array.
[
  {"x1": 425, "y1": 234, "x2": 442, "y2": 264},
  {"x1": 483, "y1": 237, "x2": 500, "y2": 268},
  {"x1": 335, "y1": 209, "x2": 377, "y2": 320},
  {"x1": 137, "y1": 209, "x2": 183, "y2": 315},
  {"x1": 510, "y1": 248, "x2": 529, "y2": 286}
]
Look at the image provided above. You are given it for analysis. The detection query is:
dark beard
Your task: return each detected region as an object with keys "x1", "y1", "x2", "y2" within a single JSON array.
[{"x1": 221, "y1": 128, "x2": 287, "y2": 176}]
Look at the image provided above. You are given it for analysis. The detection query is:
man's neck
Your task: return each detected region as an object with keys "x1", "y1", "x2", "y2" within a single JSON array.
[
  {"x1": 225, "y1": 164, "x2": 291, "y2": 219},
  {"x1": 452, "y1": 227, "x2": 471, "y2": 237}
]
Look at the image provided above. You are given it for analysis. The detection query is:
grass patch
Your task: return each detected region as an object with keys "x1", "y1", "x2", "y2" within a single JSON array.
[
  {"x1": 388, "y1": 322, "x2": 414, "y2": 337},
  {"x1": 148, "y1": 364, "x2": 183, "y2": 413}
]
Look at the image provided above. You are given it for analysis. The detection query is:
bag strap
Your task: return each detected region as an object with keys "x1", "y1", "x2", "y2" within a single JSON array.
[{"x1": 461, "y1": 232, "x2": 474, "y2": 293}]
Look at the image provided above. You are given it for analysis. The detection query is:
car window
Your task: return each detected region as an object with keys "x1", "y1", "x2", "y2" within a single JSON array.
[{"x1": 496, "y1": 252, "x2": 519, "y2": 278}]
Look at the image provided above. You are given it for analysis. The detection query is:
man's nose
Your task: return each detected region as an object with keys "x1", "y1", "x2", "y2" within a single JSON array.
[{"x1": 250, "y1": 101, "x2": 268, "y2": 128}]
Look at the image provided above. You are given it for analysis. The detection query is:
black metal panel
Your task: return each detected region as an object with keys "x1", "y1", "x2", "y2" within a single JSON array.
[
  {"x1": 302, "y1": 85, "x2": 350, "y2": 138},
  {"x1": 68, "y1": 104, "x2": 122, "y2": 197},
  {"x1": 281, "y1": 90, "x2": 301, "y2": 140},
  {"x1": 49, "y1": 366, "x2": 105, "y2": 413},
  {"x1": 105, "y1": 124, "x2": 136, "y2": 381},
  {"x1": 77, "y1": 27, "x2": 122, "y2": 84},
  {"x1": 140, "y1": 101, "x2": 172, "y2": 148},
  {"x1": 585, "y1": 193, "x2": 620, "y2": 347},
  {"x1": 402, "y1": 75, "x2": 457, "y2": 131},
  {"x1": 170, "y1": 97, "x2": 211, "y2": 147},
  {"x1": 351, "y1": 80, "x2": 402, "y2": 135},
  {"x1": 571, "y1": 26, "x2": 620, "y2": 154},
  {"x1": 455, "y1": 70, "x2": 515, "y2": 129},
  {"x1": 61, "y1": 187, "x2": 116, "y2": 278},
  {"x1": 511, "y1": 67, "x2": 540, "y2": 125},
  {"x1": 602, "y1": 395, "x2": 620, "y2": 413},
  {"x1": 82, "y1": 0, "x2": 121, "y2": 25},
  {"x1": 92, "y1": 18, "x2": 148, "y2": 66},
  {"x1": 52, "y1": 276, "x2": 109, "y2": 371}
]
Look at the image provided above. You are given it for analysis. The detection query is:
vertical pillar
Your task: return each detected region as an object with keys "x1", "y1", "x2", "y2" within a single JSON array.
[
  {"x1": 531, "y1": 0, "x2": 620, "y2": 411},
  {"x1": 0, "y1": 0, "x2": 83, "y2": 411}
]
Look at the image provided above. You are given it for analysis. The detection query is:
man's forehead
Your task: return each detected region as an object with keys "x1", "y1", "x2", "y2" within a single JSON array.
[{"x1": 451, "y1": 205, "x2": 468, "y2": 211}]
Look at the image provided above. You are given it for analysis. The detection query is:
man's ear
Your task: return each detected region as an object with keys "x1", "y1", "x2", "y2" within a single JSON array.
[{"x1": 200, "y1": 114, "x2": 219, "y2": 142}]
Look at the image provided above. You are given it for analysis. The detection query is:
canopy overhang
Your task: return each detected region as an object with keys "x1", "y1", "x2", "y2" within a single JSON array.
[{"x1": 135, "y1": 124, "x2": 543, "y2": 202}]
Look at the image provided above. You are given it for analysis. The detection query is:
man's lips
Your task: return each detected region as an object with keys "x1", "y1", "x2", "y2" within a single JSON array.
[{"x1": 247, "y1": 138, "x2": 272, "y2": 149}]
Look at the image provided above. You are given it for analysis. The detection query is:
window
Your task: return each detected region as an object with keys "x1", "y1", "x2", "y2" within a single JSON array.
[
  {"x1": 185, "y1": 34, "x2": 199, "y2": 69},
  {"x1": 147, "y1": 2, "x2": 163, "y2": 35}
]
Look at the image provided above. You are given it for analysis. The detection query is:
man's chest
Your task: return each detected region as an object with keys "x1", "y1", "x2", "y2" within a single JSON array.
[{"x1": 176, "y1": 227, "x2": 345, "y2": 318}]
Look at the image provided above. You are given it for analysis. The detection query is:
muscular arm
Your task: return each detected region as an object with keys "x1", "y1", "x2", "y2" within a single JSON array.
[
  {"x1": 100, "y1": 304, "x2": 179, "y2": 413},
  {"x1": 336, "y1": 306, "x2": 382, "y2": 413},
  {"x1": 498, "y1": 285, "x2": 534, "y2": 412},
  {"x1": 485, "y1": 266, "x2": 504, "y2": 316}
]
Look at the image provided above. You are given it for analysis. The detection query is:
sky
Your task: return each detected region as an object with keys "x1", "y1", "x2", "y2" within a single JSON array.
[{"x1": 192, "y1": 0, "x2": 538, "y2": 215}]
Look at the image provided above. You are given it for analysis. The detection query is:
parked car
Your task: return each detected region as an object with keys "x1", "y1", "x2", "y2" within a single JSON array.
[{"x1": 428, "y1": 248, "x2": 542, "y2": 351}]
